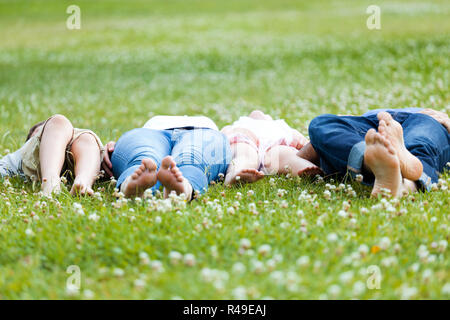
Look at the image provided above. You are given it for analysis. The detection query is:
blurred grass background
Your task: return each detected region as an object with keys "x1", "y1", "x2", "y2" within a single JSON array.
[
  {"x1": 0, "y1": 0, "x2": 449, "y2": 299},
  {"x1": 0, "y1": 0, "x2": 449, "y2": 150}
]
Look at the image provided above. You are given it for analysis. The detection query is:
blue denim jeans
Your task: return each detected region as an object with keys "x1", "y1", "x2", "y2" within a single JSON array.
[
  {"x1": 309, "y1": 111, "x2": 450, "y2": 191},
  {"x1": 111, "y1": 128, "x2": 232, "y2": 194}
]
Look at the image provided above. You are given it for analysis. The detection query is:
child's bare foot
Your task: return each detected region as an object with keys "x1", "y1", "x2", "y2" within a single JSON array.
[
  {"x1": 298, "y1": 166, "x2": 323, "y2": 177},
  {"x1": 157, "y1": 156, "x2": 193, "y2": 200},
  {"x1": 364, "y1": 129, "x2": 402, "y2": 197},
  {"x1": 225, "y1": 168, "x2": 265, "y2": 185},
  {"x1": 71, "y1": 177, "x2": 94, "y2": 196},
  {"x1": 122, "y1": 158, "x2": 157, "y2": 198},
  {"x1": 41, "y1": 177, "x2": 61, "y2": 196},
  {"x1": 377, "y1": 112, "x2": 423, "y2": 181}
]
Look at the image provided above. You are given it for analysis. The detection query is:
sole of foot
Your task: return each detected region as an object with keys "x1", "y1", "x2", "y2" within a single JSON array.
[
  {"x1": 297, "y1": 166, "x2": 323, "y2": 177},
  {"x1": 123, "y1": 158, "x2": 157, "y2": 198},
  {"x1": 377, "y1": 111, "x2": 423, "y2": 181},
  {"x1": 71, "y1": 178, "x2": 94, "y2": 196},
  {"x1": 157, "y1": 156, "x2": 192, "y2": 199},
  {"x1": 364, "y1": 128, "x2": 402, "y2": 197},
  {"x1": 225, "y1": 168, "x2": 265, "y2": 185}
]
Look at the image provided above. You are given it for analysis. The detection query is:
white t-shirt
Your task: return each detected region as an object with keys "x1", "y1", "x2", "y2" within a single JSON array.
[
  {"x1": 143, "y1": 116, "x2": 218, "y2": 131},
  {"x1": 231, "y1": 116, "x2": 294, "y2": 148}
]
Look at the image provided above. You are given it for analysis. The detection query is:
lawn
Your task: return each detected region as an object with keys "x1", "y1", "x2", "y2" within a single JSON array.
[{"x1": 0, "y1": 0, "x2": 449, "y2": 299}]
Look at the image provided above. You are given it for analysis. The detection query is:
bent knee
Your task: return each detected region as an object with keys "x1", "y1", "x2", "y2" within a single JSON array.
[{"x1": 48, "y1": 114, "x2": 73, "y2": 128}]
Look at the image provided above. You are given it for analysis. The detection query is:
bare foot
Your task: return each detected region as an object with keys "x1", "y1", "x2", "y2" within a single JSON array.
[
  {"x1": 122, "y1": 158, "x2": 157, "y2": 198},
  {"x1": 298, "y1": 166, "x2": 323, "y2": 177},
  {"x1": 71, "y1": 177, "x2": 94, "y2": 196},
  {"x1": 225, "y1": 168, "x2": 265, "y2": 185},
  {"x1": 41, "y1": 177, "x2": 61, "y2": 196},
  {"x1": 377, "y1": 112, "x2": 423, "y2": 181},
  {"x1": 364, "y1": 129, "x2": 402, "y2": 197},
  {"x1": 157, "y1": 156, "x2": 193, "y2": 200}
]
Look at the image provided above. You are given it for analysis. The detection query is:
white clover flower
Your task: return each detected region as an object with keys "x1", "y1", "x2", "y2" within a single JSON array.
[
  {"x1": 25, "y1": 228, "x2": 35, "y2": 237},
  {"x1": 358, "y1": 244, "x2": 369, "y2": 256},
  {"x1": 280, "y1": 222, "x2": 290, "y2": 229},
  {"x1": 258, "y1": 244, "x2": 271, "y2": 256},
  {"x1": 227, "y1": 207, "x2": 235, "y2": 215},
  {"x1": 270, "y1": 271, "x2": 284, "y2": 284},
  {"x1": 379, "y1": 237, "x2": 391, "y2": 250},
  {"x1": 88, "y1": 213, "x2": 100, "y2": 222},
  {"x1": 239, "y1": 238, "x2": 251, "y2": 250},
  {"x1": 154, "y1": 216, "x2": 162, "y2": 224},
  {"x1": 231, "y1": 262, "x2": 246, "y2": 274},
  {"x1": 247, "y1": 190, "x2": 254, "y2": 197},
  {"x1": 339, "y1": 270, "x2": 354, "y2": 284},
  {"x1": 400, "y1": 285, "x2": 418, "y2": 300},
  {"x1": 438, "y1": 240, "x2": 448, "y2": 252},
  {"x1": 338, "y1": 210, "x2": 348, "y2": 218},
  {"x1": 151, "y1": 260, "x2": 164, "y2": 272},
  {"x1": 352, "y1": 281, "x2": 366, "y2": 296},
  {"x1": 422, "y1": 269, "x2": 433, "y2": 281},
  {"x1": 134, "y1": 279, "x2": 146, "y2": 288},
  {"x1": 296, "y1": 255, "x2": 310, "y2": 267},
  {"x1": 169, "y1": 251, "x2": 182, "y2": 265},
  {"x1": 73, "y1": 202, "x2": 84, "y2": 216},
  {"x1": 184, "y1": 253, "x2": 196, "y2": 267},
  {"x1": 251, "y1": 260, "x2": 265, "y2": 274},
  {"x1": 277, "y1": 189, "x2": 287, "y2": 197},
  {"x1": 265, "y1": 259, "x2": 277, "y2": 271},
  {"x1": 417, "y1": 245, "x2": 429, "y2": 260},
  {"x1": 342, "y1": 201, "x2": 350, "y2": 211},
  {"x1": 328, "y1": 284, "x2": 341, "y2": 297},
  {"x1": 113, "y1": 268, "x2": 124, "y2": 277},
  {"x1": 232, "y1": 287, "x2": 247, "y2": 299},
  {"x1": 296, "y1": 210, "x2": 304, "y2": 217},
  {"x1": 323, "y1": 190, "x2": 331, "y2": 200},
  {"x1": 83, "y1": 289, "x2": 94, "y2": 299},
  {"x1": 355, "y1": 174, "x2": 363, "y2": 182},
  {"x1": 381, "y1": 256, "x2": 398, "y2": 267},
  {"x1": 66, "y1": 284, "x2": 79, "y2": 296},
  {"x1": 442, "y1": 283, "x2": 450, "y2": 295},
  {"x1": 327, "y1": 233, "x2": 338, "y2": 242}
]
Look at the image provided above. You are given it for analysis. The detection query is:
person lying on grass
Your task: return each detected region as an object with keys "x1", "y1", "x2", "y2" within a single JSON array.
[
  {"x1": 101, "y1": 115, "x2": 231, "y2": 201},
  {"x1": 221, "y1": 110, "x2": 322, "y2": 185},
  {"x1": 0, "y1": 114, "x2": 104, "y2": 196},
  {"x1": 298, "y1": 108, "x2": 450, "y2": 197}
]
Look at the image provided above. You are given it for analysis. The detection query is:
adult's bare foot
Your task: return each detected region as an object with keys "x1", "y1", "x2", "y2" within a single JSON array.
[
  {"x1": 122, "y1": 158, "x2": 157, "y2": 198},
  {"x1": 364, "y1": 128, "x2": 402, "y2": 197},
  {"x1": 157, "y1": 156, "x2": 193, "y2": 200},
  {"x1": 377, "y1": 112, "x2": 423, "y2": 181},
  {"x1": 71, "y1": 177, "x2": 94, "y2": 196},
  {"x1": 224, "y1": 168, "x2": 265, "y2": 185}
]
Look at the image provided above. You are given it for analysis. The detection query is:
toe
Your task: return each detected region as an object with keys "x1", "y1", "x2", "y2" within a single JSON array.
[{"x1": 365, "y1": 128, "x2": 376, "y2": 143}]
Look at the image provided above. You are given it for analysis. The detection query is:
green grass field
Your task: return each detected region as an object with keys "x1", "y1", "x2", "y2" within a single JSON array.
[{"x1": 0, "y1": 0, "x2": 449, "y2": 299}]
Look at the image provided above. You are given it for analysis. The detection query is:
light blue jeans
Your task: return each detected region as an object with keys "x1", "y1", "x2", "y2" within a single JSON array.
[{"x1": 111, "y1": 128, "x2": 231, "y2": 194}]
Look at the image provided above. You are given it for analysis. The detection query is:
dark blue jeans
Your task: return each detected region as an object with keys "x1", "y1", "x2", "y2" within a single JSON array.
[
  {"x1": 308, "y1": 111, "x2": 450, "y2": 190},
  {"x1": 111, "y1": 128, "x2": 231, "y2": 194}
]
